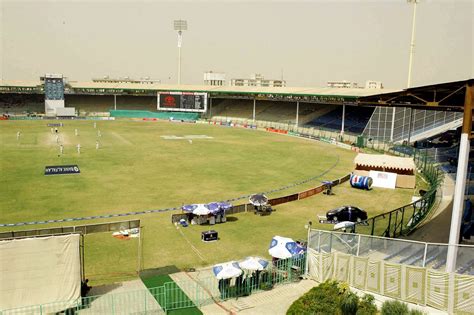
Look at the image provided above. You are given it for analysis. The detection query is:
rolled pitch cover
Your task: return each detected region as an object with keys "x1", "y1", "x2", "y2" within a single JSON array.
[{"x1": 350, "y1": 174, "x2": 373, "y2": 190}]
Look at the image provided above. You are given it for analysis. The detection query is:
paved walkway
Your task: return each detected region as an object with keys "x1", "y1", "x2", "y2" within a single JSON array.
[
  {"x1": 78, "y1": 279, "x2": 163, "y2": 314},
  {"x1": 200, "y1": 279, "x2": 316, "y2": 315},
  {"x1": 406, "y1": 175, "x2": 455, "y2": 243}
]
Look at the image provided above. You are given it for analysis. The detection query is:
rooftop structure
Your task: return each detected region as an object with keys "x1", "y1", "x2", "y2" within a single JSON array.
[{"x1": 230, "y1": 74, "x2": 286, "y2": 88}]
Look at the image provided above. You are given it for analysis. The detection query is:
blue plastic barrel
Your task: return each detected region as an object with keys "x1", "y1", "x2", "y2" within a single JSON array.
[{"x1": 350, "y1": 174, "x2": 373, "y2": 190}]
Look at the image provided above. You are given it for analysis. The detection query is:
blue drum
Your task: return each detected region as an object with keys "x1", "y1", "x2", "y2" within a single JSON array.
[{"x1": 350, "y1": 174, "x2": 373, "y2": 190}]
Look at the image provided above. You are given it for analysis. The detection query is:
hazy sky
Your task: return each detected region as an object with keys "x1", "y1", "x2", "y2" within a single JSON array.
[{"x1": 0, "y1": 0, "x2": 472, "y2": 89}]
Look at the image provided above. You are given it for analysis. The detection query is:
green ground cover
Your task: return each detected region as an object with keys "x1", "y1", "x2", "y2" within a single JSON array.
[
  {"x1": 0, "y1": 120, "x2": 414, "y2": 285},
  {"x1": 140, "y1": 273, "x2": 202, "y2": 315}
]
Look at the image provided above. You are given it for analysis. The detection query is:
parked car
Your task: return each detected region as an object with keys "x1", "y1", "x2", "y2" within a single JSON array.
[{"x1": 326, "y1": 206, "x2": 368, "y2": 223}]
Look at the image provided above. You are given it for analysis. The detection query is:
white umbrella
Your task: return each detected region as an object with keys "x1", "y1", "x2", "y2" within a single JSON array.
[
  {"x1": 213, "y1": 262, "x2": 243, "y2": 279},
  {"x1": 193, "y1": 204, "x2": 211, "y2": 216},
  {"x1": 239, "y1": 257, "x2": 269, "y2": 271},
  {"x1": 268, "y1": 235, "x2": 305, "y2": 259}
]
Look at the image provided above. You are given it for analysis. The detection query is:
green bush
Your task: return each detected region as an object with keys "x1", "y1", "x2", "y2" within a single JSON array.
[
  {"x1": 408, "y1": 310, "x2": 425, "y2": 315},
  {"x1": 381, "y1": 300, "x2": 409, "y2": 315},
  {"x1": 287, "y1": 280, "x2": 342, "y2": 315},
  {"x1": 356, "y1": 294, "x2": 377, "y2": 315},
  {"x1": 287, "y1": 281, "x2": 383, "y2": 315},
  {"x1": 340, "y1": 292, "x2": 359, "y2": 315}
]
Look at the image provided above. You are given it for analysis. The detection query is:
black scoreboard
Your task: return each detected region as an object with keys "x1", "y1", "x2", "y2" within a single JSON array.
[{"x1": 158, "y1": 92, "x2": 207, "y2": 113}]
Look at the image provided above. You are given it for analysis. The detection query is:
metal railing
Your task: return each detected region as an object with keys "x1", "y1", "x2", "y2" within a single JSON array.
[
  {"x1": 0, "y1": 255, "x2": 306, "y2": 314},
  {"x1": 307, "y1": 229, "x2": 474, "y2": 314}
]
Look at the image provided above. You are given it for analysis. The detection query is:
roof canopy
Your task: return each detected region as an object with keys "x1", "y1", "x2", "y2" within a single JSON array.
[{"x1": 354, "y1": 153, "x2": 415, "y2": 171}]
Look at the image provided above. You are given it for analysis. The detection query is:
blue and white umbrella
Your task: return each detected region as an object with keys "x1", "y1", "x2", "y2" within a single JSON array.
[
  {"x1": 207, "y1": 202, "x2": 221, "y2": 214},
  {"x1": 239, "y1": 257, "x2": 269, "y2": 271},
  {"x1": 182, "y1": 204, "x2": 210, "y2": 216},
  {"x1": 268, "y1": 235, "x2": 306, "y2": 259},
  {"x1": 182, "y1": 204, "x2": 198, "y2": 212},
  {"x1": 217, "y1": 202, "x2": 232, "y2": 211},
  {"x1": 207, "y1": 202, "x2": 233, "y2": 214},
  {"x1": 212, "y1": 262, "x2": 242, "y2": 279}
]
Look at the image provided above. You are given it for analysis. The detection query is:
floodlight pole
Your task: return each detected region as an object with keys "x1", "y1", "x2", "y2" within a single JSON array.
[
  {"x1": 178, "y1": 36, "x2": 182, "y2": 85},
  {"x1": 174, "y1": 20, "x2": 187, "y2": 85},
  {"x1": 392, "y1": 0, "x2": 418, "y2": 143},
  {"x1": 407, "y1": 0, "x2": 418, "y2": 89}
]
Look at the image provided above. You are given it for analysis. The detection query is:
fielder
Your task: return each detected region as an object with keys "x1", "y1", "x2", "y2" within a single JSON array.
[{"x1": 77, "y1": 143, "x2": 81, "y2": 154}]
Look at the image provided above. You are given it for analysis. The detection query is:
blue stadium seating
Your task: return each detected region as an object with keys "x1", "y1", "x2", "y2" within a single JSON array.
[{"x1": 305, "y1": 106, "x2": 374, "y2": 134}]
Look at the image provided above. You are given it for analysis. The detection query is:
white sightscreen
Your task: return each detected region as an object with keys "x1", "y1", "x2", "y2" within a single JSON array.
[{"x1": 0, "y1": 234, "x2": 81, "y2": 310}]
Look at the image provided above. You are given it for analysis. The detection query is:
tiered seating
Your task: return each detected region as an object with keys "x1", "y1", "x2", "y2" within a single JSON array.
[
  {"x1": 257, "y1": 102, "x2": 298, "y2": 123},
  {"x1": 1, "y1": 94, "x2": 43, "y2": 114},
  {"x1": 399, "y1": 248, "x2": 425, "y2": 264},
  {"x1": 211, "y1": 99, "x2": 254, "y2": 119},
  {"x1": 425, "y1": 248, "x2": 447, "y2": 266},
  {"x1": 456, "y1": 259, "x2": 474, "y2": 274},
  {"x1": 384, "y1": 245, "x2": 412, "y2": 261},
  {"x1": 305, "y1": 106, "x2": 374, "y2": 134}
]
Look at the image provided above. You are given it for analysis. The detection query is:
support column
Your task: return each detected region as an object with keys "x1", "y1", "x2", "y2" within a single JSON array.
[
  {"x1": 253, "y1": 99, "x2": 256, "y2": 122},
  {"x1": 341, "y1": 104, "x2": 345, "y2": 135},
  {"x1": 446, "y1": 83, "x2": 473, "y2": 273},
  {"x1": 295, "y1": 101, "x2": 299, "y2": 127},
  {"x1": 114, "y1": 94, "x2": 117, "y2": 110},
  {"x1": 209, "y1": 97, "x2": 213, "y2": 118},
  {"x1": 407, "y1": 108, "x2": 414, "y2": 143},
  {"x1": 390, "y1": 107, "x2": 396, "y2": 142}
]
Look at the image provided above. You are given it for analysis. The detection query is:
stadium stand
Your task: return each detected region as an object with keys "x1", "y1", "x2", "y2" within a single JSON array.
[
  {"x1": 211, "y1": 99, "x2": 258, "y2": 119},
  {"x1": 210, "y1": 99, "x2": 336, "y2": 125},
  {"x1": 0, "y1": 93, "x2": 43, "y2": 114},
  {"x1": 305, "y1": 105, "x2": 374, "y2": 134},
  {"x1": 65, "y1": 95, "x2": 112, "y2": 114},
  {"x1": 66, "y1": 95, "x2": 157, "y2": 115}
]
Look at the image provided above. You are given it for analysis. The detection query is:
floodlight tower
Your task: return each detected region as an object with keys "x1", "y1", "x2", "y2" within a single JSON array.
[
  {"x1": 174, "y1": 19, "x2": 187, "y2": 85},
  {"x1": 390, "y1": 0, "x2": 419, "y2": 142},
  {"x1": 407, "y1": 0, "x2": 418, "y2": 88}
]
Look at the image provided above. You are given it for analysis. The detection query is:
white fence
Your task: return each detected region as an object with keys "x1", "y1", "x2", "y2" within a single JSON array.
[{"x1": 306, "y1": 229, "x2": 474, "y2": 314}]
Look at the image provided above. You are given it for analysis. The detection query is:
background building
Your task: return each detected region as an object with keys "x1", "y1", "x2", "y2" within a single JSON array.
[
  {"x1": 203, "y1": 71, "x2": 226, "y2": 86},
  {"x1": 230, "y1": 74, "x2": 286, "y2": 87}
]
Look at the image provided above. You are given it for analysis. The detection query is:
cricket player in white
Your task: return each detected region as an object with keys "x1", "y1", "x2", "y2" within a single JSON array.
[{"x1": 77, "y1": 143, "x2": 81, "y2": 154}]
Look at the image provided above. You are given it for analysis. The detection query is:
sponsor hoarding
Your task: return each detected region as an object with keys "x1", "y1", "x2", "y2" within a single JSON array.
[{"x1": 44, "y1": 165, "x2": 81, "y2": 176}]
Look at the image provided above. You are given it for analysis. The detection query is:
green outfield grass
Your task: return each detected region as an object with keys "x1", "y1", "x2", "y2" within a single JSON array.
[{"x1": 0, "y1": 120, "x2": 415, "y2": 285}]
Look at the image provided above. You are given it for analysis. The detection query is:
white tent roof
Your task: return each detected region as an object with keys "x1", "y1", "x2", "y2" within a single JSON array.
[{"x1": 354, "y1": 153, "x2": 416, "y2": 171}]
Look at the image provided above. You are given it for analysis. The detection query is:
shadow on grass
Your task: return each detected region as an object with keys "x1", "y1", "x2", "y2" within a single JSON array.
[{"x1": 225, "y1": 216, "x2": 238, "y2": 222}]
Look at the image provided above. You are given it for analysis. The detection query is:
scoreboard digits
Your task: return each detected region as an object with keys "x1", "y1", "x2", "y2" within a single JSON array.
[{"x1": 158, "y1": 92, "x2": 207, "y2": 112}]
